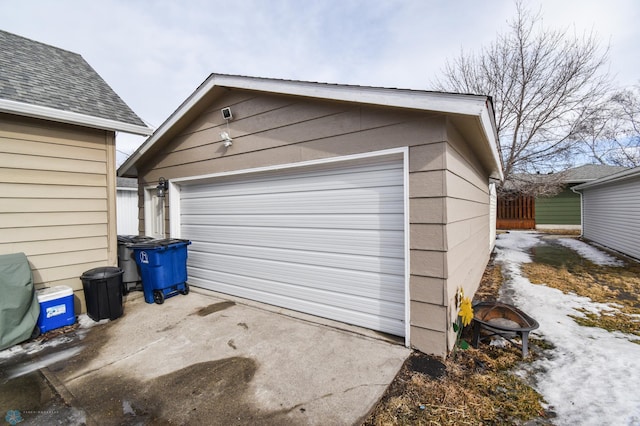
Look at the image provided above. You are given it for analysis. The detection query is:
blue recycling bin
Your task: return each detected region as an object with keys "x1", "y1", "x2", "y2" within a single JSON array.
[{"x1": 130, "y1": 239, "x2": 191, "y2": 304}]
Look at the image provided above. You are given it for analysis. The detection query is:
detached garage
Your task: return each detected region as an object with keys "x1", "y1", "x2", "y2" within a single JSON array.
[{"x1": 118, "y1": 74, "x2": 502, "y2": 356}]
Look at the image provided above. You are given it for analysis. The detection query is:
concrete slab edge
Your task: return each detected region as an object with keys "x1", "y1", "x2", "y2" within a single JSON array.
[{"x1": 40, "y1": 366, "x2": 99, "y2": 426}]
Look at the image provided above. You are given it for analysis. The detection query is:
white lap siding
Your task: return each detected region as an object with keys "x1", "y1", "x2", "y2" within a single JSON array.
[{"x1": 581, "y1": 173, "x2": 640, "y2": 260}]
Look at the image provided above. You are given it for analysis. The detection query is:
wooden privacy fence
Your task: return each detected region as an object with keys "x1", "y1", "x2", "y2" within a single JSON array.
[{"x1": 497, "y1": 195, "x2": 535, "y2": 229}]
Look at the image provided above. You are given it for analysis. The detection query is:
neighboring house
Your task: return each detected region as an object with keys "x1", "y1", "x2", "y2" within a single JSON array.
[
  {"x1": 116, "y1": 177, "x2": 139, "y2": 235},
  {"x1": 497, "y1": 164, "x2": 627, "y2": 230},
  {"x1": 119, "y1": 74, "x2": 503, "y2": 356},
  {"x1": 572, "y1": 166, "x2": 640, "y2": 260},
  {"x1": 535, "y1": 164, "x2": 627, "y2": 230},
  {"x1": 0, "y1": 30, "x2": 151, "y2": 313}
]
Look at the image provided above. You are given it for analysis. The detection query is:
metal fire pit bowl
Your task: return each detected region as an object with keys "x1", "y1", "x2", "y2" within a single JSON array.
[{"x1": 472, "y1": 301, "x2": 539, "y2": 358}]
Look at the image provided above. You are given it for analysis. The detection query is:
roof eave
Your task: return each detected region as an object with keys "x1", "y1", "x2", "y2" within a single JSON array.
[
  {"x1": 0, "y1": 99, "x2": 153, "y2": 136},
  {"x1": 479, "y1": 101, "x2": 503, "y2": 181},
  {"x1": 572, "y1": 166, "x2": 640, "y2": 191}
]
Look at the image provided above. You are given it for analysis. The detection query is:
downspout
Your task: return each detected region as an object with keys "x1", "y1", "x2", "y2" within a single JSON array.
[{"x1": 570, "y1": 186, "x2": 584, "y2": 238}]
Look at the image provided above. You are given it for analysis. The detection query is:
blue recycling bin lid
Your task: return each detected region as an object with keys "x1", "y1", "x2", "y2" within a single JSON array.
[{"x1": 129, "y1": 238, "x2": 191, "y2": 250}]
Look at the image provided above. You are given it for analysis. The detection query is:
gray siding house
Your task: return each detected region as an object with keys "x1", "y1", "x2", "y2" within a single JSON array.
[
  {"x1": 119, "y1": 74, "x2": 502, "y2": 356},
  {"x1": 573, "y1": 167, "x2": 640, "y2": 260}
]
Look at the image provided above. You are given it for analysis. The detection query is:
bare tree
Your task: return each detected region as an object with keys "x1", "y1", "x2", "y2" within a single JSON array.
[
  {"x1": 433, "y1": 1, "x2": 611, "y2": 191},
  {"x1": 576, "y1": 85, "x2": 640, "y2": 167},
  {"x1": 501, "y1": 170, "x2": 569, "y2": 198}
]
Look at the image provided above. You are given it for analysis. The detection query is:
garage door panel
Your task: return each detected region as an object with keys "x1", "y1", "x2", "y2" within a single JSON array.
[
  {"x1": 181, "y1": 186, "x2": 403, "y2": 215},
  {"x1": 182, "y1": 213, "x2": 404, "y2": 230},
  {"x1": 188, "y1": 240, "x2": 404, "y2": 275},
  {"x1": 180, "y1": 157, "x2": 406, "y2": 336},
  {"x1": 188, "y1": 250, "x2": 404, "y2": 302},
  {"x1": 182, "y1": 225, "x2": 404, "y2": 258},
  {"x1": 181, "y1": 162, "x2": 404, "y2": 199},
  {"x1": 187, "y1": 274, "x2": 405, "y2": 336}
]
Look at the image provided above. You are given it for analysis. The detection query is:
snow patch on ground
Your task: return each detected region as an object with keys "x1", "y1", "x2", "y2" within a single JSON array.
[
  {"x1": 24, "y1": 335, "x2": 76, "y2": 355},
  {"x1": 77, "y1": 314, "x2": 109, "y2": 329},
  {"x1": 556, "y1": 238, "x2": 624, "y2": 266},
  {"x1": 0, "y1": 315, "x2": 103, "y2": 360},
  {"x1": 0, "y1": 345, "x2": 25, "y2": 360},
  {"x1": 5, "y1": 346, "x2": 83, "y2": 380},
  {"x1": 494, "y1": 232, "x2": 640, "y2": 425}
]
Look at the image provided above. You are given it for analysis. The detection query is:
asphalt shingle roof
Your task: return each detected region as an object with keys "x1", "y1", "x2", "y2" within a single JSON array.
[
  {"x1": 0, "y1": 30, "x2": 146, "y2": 127},
  {"x1": 563, "y1": 164, "x2": 629, "y2": 182}
]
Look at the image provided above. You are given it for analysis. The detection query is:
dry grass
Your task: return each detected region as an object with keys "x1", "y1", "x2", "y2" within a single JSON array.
[
  {"x1": 365, "y1": 237, "x2": 640, "y2": 425},
  {"x1": 364, "y1": 346, "x2": 547, "y2": 426},
  {"x1": 364, "y1": 255, "x2": 548, "y2": 425},
  {"x1": 473, "y1": 261, "x2": 503, "y2": 302},
  {"x1": 522, "y1": 244, "x2": 640, "y2": 339},
  {"x1": 535, "y1": 229, "x2": 581, "y2": 236}
]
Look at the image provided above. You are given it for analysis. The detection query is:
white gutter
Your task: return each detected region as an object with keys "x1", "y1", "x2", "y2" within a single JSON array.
[
  {"x1": 570, "y1": 185, "x2": 585, "y2": 237},
  {"x1": 480, "y1": 100, "x2": 503, "y2": 181},
  {"x1": 213, "y1": 74, "x2": 490, "y2": 116},
  {"x1": 572, "y1": 166, "x2": 640, "y2": 191},
  {"x1": 0, "y1": 99, "x2": 153, "y2": 136}
]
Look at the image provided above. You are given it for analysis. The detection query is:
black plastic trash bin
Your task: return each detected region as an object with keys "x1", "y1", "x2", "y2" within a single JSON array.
[{"x1": 80, "y1": 266, "x2": 124, "y2": 321}]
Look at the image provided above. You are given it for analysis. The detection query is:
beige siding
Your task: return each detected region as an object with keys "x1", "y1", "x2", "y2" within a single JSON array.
[
  {"x1": 0, "y1": 114, "x2": 117, "y2": 313},
  {"x1": 136, "y1": 90, "x2": 493, "y2": 357},
  {"x1": 139, "y1": 91, "x2": 444, "y2": 179},
  {"x1": 443, "y1": 120, "x2": 491, "y2": 351}
]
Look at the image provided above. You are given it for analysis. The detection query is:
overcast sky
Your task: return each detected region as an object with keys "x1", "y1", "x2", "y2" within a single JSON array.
[{"x1": 1, "y1": 0, "x2": 639, "y2": 164}]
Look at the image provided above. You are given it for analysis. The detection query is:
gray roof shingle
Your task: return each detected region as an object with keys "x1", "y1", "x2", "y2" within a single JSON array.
[
  {"x1": 563, "y1": 164, "x2": 629, "y2": 182},
  {"x1": 0, "y1": 30, "x2": 146, "y2": 127}
]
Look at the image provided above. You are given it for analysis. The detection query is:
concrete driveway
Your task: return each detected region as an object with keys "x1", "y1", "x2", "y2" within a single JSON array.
[{"x1": 1, "y1": 289, "x2": 410, "y2": 425}]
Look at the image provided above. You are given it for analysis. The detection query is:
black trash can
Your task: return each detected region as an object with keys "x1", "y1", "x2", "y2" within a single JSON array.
[{"x1": 80, "y1": 266, "x2": 124, "y2": 321}]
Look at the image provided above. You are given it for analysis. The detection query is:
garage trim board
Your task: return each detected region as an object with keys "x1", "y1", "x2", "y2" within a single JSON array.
[{"x1": 169, "y1": 148, "x2": 410, "y2": 344}]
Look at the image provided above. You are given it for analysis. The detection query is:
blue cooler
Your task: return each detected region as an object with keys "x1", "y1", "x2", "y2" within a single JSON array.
[{"x1": 36, "y1": 286, "x2": 76, "y2": 333}]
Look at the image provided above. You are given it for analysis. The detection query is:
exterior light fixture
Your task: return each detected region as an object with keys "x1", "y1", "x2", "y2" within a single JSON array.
[
  {"x1": 220, "y1": 131, "x2": 233, "y2": 148},
  {"x1": 156, "y1": 177, "x2": 168, "y2": 198},
  {"x1": 220, "y1": 107, "x2": 234, "y2": 148}
]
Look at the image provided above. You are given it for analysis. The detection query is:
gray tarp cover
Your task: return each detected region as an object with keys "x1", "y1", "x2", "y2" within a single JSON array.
[{"x1": 0, "y1": 252, "x2": 39, "y2": 351}]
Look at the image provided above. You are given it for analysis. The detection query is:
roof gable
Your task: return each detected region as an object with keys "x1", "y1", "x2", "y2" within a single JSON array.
[
  {"x1": 0, "y1": 30, "x2": 151, "y2": 135},
  {"x1": 118, "y1": 73, "x2": 502, "y2": 179}
]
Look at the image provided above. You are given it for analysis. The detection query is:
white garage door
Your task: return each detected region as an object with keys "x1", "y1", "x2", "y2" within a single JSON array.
[{"x1": 179, "y1": 157, "x2": 406, "y2": 336}]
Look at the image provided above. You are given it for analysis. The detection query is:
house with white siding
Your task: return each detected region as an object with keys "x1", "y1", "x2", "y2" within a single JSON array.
[
  {"x1": 0, "y1": 30, "x2": 151, "y2": 312},
  {"x1": 572, "y1": 166, "x2": 640, "y2": 261},
  {"x1": 116, "y1": 177, "x2": 140, "y2": 235},
  {"x1": 119, "y1": 73, "x2": 502, "y2": 356}
]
